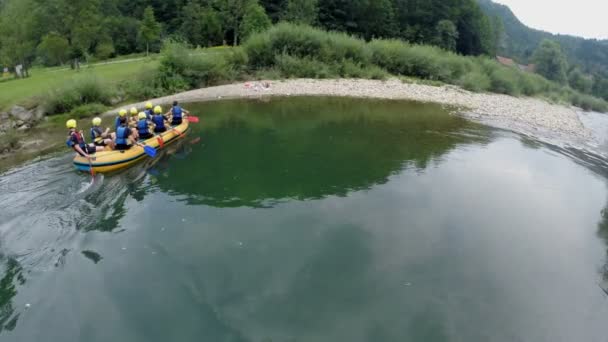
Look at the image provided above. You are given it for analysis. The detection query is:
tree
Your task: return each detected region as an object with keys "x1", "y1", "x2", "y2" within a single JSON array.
[
  {"x1": 180, "y1": 2, "x2": 223, "y2": 47},
  {"x1": 240, "y1": 1, "x2": 272, "y2": 42},
  {"x1": 283, "y1": 0, "x2": 319, "y2": 25},
  {"x1": 358, "y1": 0, "x2": 397, "y2": 39},
  {"x1": 37, "y1": 32, "x2": 70, "y2": 65},
  {"x1": 138, "y1": 6, "x2": 161, "y2": 56},
  {"x1": 568, "y1": 67, "x2": 593, "y2": 93},
  {"x1": 435, "y1": 20, "x2": 458, "y2": 51},
  {"x1": 0, "y1": 0, "x2": 37, "y2": 77},
  {"x1": 95, "y1": 39, "x2": 116, "y2": 60},
  {"x1": 533, "y1": 39, "x2": 568, "y2": 84}
]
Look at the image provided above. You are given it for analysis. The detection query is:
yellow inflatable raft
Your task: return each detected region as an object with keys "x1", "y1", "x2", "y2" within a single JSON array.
[{"x1": 73, "y1": 119, "x2": 189, "y2": 173}]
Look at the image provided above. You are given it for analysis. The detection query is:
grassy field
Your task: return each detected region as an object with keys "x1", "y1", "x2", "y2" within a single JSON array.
[{"x1": 0, "y1": 56, "x2": 160, "y2": 110}]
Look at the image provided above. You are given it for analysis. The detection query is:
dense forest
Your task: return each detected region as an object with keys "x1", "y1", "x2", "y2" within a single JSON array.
[
  {"x1": 0, "y1": 0, "x2": 607, "y2": 102},
  {"x1": 0, "y1": 0, "x2": 499, "y2": 69}
]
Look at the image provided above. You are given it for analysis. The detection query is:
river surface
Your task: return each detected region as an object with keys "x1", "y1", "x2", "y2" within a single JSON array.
[{"x1": 1, "y1": 97, "x2": 607, "y2": 342}]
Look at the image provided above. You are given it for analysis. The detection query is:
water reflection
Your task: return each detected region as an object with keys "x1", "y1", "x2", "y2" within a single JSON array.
[
  {"x1": 151, "y1": 97, "x2": 490, "y2": 207},
  {"x1": 0, "y1": 256, "x2": 25, "y2": 332}
]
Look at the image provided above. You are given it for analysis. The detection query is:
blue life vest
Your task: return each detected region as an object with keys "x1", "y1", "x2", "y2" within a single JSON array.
[
  {"x1": 114, "y1": 116, "x2": 122, "y2": 130},
  {"x1": 152, "y1": 114, "x2": 165, "y2": 130},
  {"x1": 137, "y1": 119, "x2": 149, "y2": 135},
  {"x1": 172, "y1": 106, "x2": 183, "y2": 119},
  {"x1": 116, "y1": 126, "x2": 129, "y2": 145},
  {"x1": 144, "y1": 109, "x2": 153, "y2": 121},
  {"x1": 90, "y1": 126, "x2": 103, "y2": 142},
  {"x1": 66, "y1": 131, "x2": 86, "y2": 149}
]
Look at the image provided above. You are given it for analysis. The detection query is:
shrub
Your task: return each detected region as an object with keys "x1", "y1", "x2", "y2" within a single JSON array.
[
  {"x1": 488, "y1": 66, "x2": 520, "y2": 95},
  {"x1": 459, "y1": 71, "x2": 491, "y2": 92},
  {"x1": 275, "y1": 54, "x2": 337, "y2": 78},
  {"x1": 244, "y1": 23, "x2": 370, "y2": 70},
  {"x1": 68, "y1": 103, "x2": 108, "y2": 119},
  {"x1": 44, "y1": 75, "x2": 113, "y2": 115}
]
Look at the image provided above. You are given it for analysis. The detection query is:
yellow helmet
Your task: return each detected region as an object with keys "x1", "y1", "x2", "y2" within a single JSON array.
[
  {"x1": 130, "y1": 107, "x2": 138, "y2": 115},
  {"x1": 145, "y1": 102, "x2": 153, "y2": 109},
  {"x1": 92, "y1": 117, "x2": 102, "y2": 126},
  {"x1": 154, "y1": 105, "x2": 162, "y2": 114},
  {"x1": 138, "y1": 112, "x2": 147, "y2": 120},
  {"x1": 119, "y1": 109, "x2": 127, "y2": 117},
  {"x1": 66, "y1": 119, "x2": 77, "y2": 129}
]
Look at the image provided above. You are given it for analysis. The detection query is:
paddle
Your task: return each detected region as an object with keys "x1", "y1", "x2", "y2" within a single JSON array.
[
  {"x1": 135, "y1": 142, "x2": 157, "y2": 158},
  {"x1": 87, "y1": 156, "x2": 95, "y2": 181},
  {"x1": 187, "y1": 116, "x2": 199, "y2": 123}
]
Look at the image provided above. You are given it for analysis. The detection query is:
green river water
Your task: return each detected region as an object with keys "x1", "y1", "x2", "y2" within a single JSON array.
[{"x1": 0, "y1": 97, "x2": 607, "y2": 341}]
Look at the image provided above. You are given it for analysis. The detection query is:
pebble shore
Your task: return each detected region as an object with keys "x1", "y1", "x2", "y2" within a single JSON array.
[{"x1": 115, "y1": 78, "x2": 593, "y2": 142}]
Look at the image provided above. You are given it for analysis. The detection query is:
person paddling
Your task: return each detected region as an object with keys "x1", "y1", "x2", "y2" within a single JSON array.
[
  {"x1": 152, "y1": 105, "x2": 169, "y2": 133},
  {"x1": 129, "y1": 107, "x2": 139, "y2": 126},
  {"x1": 137, "y1": 112, "x2": 153, "y2": 140},
  {"x1": 165, "y1": 101, "x2": 190, "y2": 126},
  {"x1": 114, "y1": 117, "x2": 134, "y2": 151},
  {"x1": 115, "y1": 109, "x2": 127, "y2": 130},
  {"x1": 66, "y1": 119, "x2": 104, "y2": 158},
  {"x1": 90, "y1": 117, "x2": 115, "y2": 149},
  {"x1": 144, "y1": 102, "x2": 154, "y2": 121}
]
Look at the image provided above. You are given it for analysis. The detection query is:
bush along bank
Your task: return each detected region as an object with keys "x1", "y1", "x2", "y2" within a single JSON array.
[{"x1": 144, "y1": 23, "x2": 606, "y2": 112}]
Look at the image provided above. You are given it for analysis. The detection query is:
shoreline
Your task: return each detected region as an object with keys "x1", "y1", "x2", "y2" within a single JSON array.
[
  {"x1": 115, "y1": 78, "x2": 594, "y2": 143},
  {"x1": 1, "y1": 78, "x2": 597, "y2": 172}
]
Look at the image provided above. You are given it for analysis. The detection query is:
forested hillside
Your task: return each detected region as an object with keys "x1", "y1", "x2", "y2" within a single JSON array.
[
  {"x1": 478, "y1": 0, "x2": 608, "y2": 79},
  {"x1": 0, "y1": 0, "x2": 499, "y2": 70}
]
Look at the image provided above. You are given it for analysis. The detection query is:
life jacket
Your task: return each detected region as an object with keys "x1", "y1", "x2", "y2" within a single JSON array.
[
  {"x1": 66, "y1": 130, "x2": 86, "y2": 150},
  {"x1": 144, "y1": 109, "x2": 153, "y2": 120},
  {"x1": 137, "y1": 119, "x2": 149, "y2": 136},
  {"x1": 116, "y1": 126, "x2": 129, "y2": 145},
  {"x1": 171, "y1": 106, "x2": 183, "y2": 119},
  {"x1": 90, "y1": 126, "x2": 103, "y2": 142},
  {"x1": 152, "y1": 114, "x2": 165, "y2": 130}
]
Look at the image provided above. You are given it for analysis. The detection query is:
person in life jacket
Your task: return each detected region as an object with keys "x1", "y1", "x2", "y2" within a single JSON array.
[
  {"x1": 152, "y1": 105, "x2": 169, "y2": 133},
  {"x1": 129, "y1": 107, "x2": 139, "y2": 127},
  {"x1": 165, "y1": 100, "x2": 190, "y2": 126},
  {"x1": 144, "y1": 102, "x2": 154, "y2": 121},
  {"x1": 90, "y1": 117, "x2": 115, "y2": 149},
  {"x1": 137, "y1": 112, "x2": 153, "y2": 140},
  {"x1": 115, "y1": 109, "x2": 128, "y2": 130},
  {"x1": 66, "y1": 119, "x2": 104, "y2": 157},
  {"x1": 114, "y1": 117, "x2": 134, "y2": 151}
]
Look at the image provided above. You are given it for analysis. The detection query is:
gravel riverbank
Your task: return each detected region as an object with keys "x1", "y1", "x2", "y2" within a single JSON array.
[{"x1": 117, "y1": 78, "x2": 594, "y2": 143}]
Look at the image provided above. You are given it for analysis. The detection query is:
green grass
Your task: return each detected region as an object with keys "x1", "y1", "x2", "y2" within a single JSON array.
[{"x1": 0, "y1": 57, "x2": 159, "y2": 110}]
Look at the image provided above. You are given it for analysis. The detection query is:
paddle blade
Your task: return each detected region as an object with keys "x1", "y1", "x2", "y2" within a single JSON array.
[
  {"x1": 187, "y1": 116, "x2": 199, "y2": 123},
  {"x1": 144, "y1": 145, "x2": 157, "y2": 158}
]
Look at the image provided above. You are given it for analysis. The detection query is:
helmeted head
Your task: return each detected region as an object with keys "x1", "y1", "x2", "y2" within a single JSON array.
[
  {"x1": 92, "y1": 117, "x2": 102, "y2": 126},
  {"x1": 154, "y1": 105, "x2": 162, "y2": 114},
  {"x1": 119, "y1": 109, "x2": 127, "y2": 117},
  {"x1": 138, "y1": 112, "x2": 147, "y2": 120},
  {"x1": 130, "y1": 107, "x2": 138, "y2": 116},
  {"x1": 66, "y1": 119, "x2": 77, "y2": 129},
  {"x1": 145, "y1": 102, "x2": 153, "y2": 109}
]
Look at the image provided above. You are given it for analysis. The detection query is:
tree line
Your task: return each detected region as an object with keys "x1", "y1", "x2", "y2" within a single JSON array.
[{"x1": 0, "y1": 0, "x2": 500, "y2": 71}]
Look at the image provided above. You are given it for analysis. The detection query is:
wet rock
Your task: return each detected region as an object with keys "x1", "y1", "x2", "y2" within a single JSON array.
[
  {"x1": 17, "y1": 124, "x2": 30, "y2": 131},
  {"x1": 10, "y1": 105, "x2": 34, "y2": 122},
  {"x1": 34, "y1": 106, "x2": 46, "y2": 120},
  {"x1": 0, "y1": 111, "x2": 8, "y2": 120},
  {"x1": 16, "y1": 120, "x2": 24, "y2": 126}
]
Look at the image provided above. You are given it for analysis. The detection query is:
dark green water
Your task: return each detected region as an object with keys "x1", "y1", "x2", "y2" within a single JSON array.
[{"x1": 1, "y1": 97, "x2": 607, "y2": 342}]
